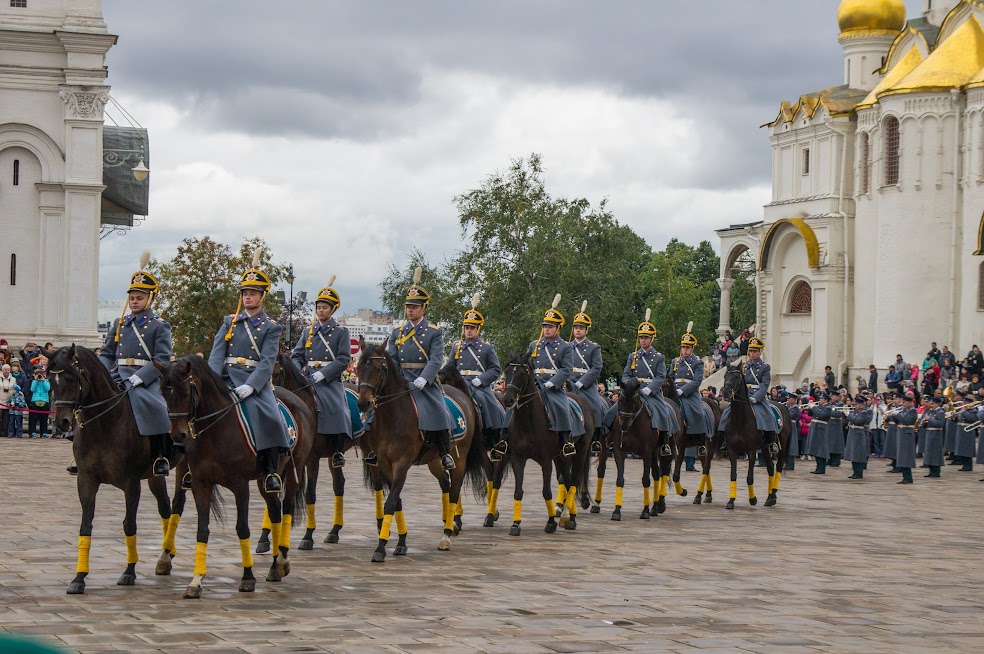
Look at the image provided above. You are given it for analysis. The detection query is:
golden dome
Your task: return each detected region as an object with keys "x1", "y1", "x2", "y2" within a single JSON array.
[{"x1": 837, "y1": 0, "x2": 906, "y2": 35}]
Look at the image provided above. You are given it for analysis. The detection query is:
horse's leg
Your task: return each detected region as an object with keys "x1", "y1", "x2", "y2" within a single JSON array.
[
  {"x1": 764, "y1": 453, "x2": 777, "y2": 507},
  {"x1": 184, "y1": 479, "x2": 213, "y2": 599},
  {"x1": 374, "y1": 477, "x2": 385, "y2": 534},
  {"x1": 67, "y1": 475, "x2": 97, "y2": 594},
  {"x1": 158, "y1": 476, "x2": 186, "y2": 575},
  {"x1": 440, "y1": 463, "x2": 466, "y2": 550},
  {"x1": 639, "y1": 449, "x2": 652, "y2": 520},
  {"x1": 453, "y1": 496, "x2": 463, "y2": 536},
  {"x1": 656, "y1": 451, "x2": 669, "y2": 515},
  {"x1": 394, "y1": 497, "x2": 409, "y2": 555},
  {"x1": 746, "y1": 451, "x2": 758, "y2": 506},
  {"x1": 509, "y1": 457, "x2": 525, "y2": 537},
  {"x1": 484, "y1": 458, "x2": 506, "y2": 527},
  {"x1": 372, "y1": 469, "x2": 407, "y2": 563},
  {"x1": 591, "y1": 445, "x2": 607, "y2": 513},
  {"x1": 704, "y1": 452, "x2": 714, "y2": 503},
  {"x1": 672, "y1": 445, "x2": 688, "y2": 497},
  {"x1": 726, "y1": 452, "x2": 738, "y2": 510},
  {"x1": 327, "y1": 460, "x2": 346, "y2": 544},
  {"x1": 612, "y1": 445, "x2": 626, "y2": 521},
  {"x1": 541, "y1": 458, "x2": 558, "y2": 533},
  {"x1": 299, "y1": 457, "x2": 319, "y2": 550},
  {"x1": 554, "y1": 458, "x2": 567, "y2": 520},
  {"x1": 116, "y1": 476, "x2": 141, "y2": 586},
  {"x1": 694, "y1": 448, "x2": 711, "y2": 505},
  {"x1": 148, "y1": 473, "x2": 176, "y2": 575},
  {"x1": 437, "y1": 466, "x2": 454, "y2": 551},
  {"x1": 773, "y1": 439, "x2": 785, "y2": 503},
  {"x1": 233, "y1": 484, "x2": 256, "y2": 592},
  {"x1": 263, "y1": 486, "x2": 285, "y2": 582},
  {"x1": 256, "y1": 504, "x2": 272, "y2": 554}
]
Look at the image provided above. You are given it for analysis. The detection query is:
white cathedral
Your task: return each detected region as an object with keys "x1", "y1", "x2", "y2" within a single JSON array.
[{"x1": 717, "y1": 0, "x2": 984, "y2": 390}]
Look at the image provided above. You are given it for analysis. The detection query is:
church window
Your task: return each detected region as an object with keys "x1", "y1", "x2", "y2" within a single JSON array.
[
  {"x1": 12, "y1": 159, "x2": 19, "y2": 186},
  {"x1": 10, "y1": 0, "x2": 27, "y2": 7},
  {"x1": 860, "y1": 133, "x2": 870, "y2": 194},
  {"x1": 884, "y1": 116, "x2": 900, "y2": 185},
  {"x1": 9, "y1": 254, "x2": 15, "y2": 286},
  {"x1": 802, "y1": 148, "x2": 811, "y2": 175},
  {"x1": 787, "y1": 280, "x2": 812, "y2": 314}
]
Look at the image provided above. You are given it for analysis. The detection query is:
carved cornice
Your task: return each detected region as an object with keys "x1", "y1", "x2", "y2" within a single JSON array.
[{"x1": 59, "y1": 86, "x2": 109, "y2": 120}]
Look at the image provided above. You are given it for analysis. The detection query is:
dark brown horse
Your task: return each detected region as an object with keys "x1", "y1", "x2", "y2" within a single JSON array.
[
  {"x1": 355, "y1": 339, "x2": 485, "y2": 562},
  {"x1": 159, "y1": 356, "x2": 313, "y2": 597},
  {"x1": 46, "y1": 345, "x2": 181, "y2": 595},
  {"x1": 719, "y1": 361, "x2": 792, "y2": 510},
  {"x1": 491, "y1": 353, "x2": 593, "y2": 535},
  {"x1": 661, "y1": 377, "x2": 722, "y2": 505}
]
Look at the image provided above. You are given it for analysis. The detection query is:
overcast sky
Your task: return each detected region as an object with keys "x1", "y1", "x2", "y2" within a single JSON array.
[{"x1": 97, "y1": 0, "x2": 926, "y2": 312}]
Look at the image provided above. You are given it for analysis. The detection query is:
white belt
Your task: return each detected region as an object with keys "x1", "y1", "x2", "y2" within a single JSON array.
[
  {"x1": 573, "y1": 367, "x2": 589, "y2": 373},
  {"x1": 401, "y1": 363, "x2": 426, "y2": 370},
  {"x1": 926, "y1": 427, "x2": 943, "y2": 431},
  {"x1": 225, "y1": 356, "x2": 258, "y2": 368},
  {"x1": 535, "y1": 368, "x2": 557, "y2": 374},
  {"x1": 812, "y1": 419, "x2": 827, "y2": 424},
  {"x1": 119, "y1": 358, "x2": 151, "y2": 367},
  {"x1": 308, "y1": 360, "x2": 333, "y2": 368},
  {"x1": 460, "y1": 370, "x2": 481, "y2": 375},
  {"x1": 747, "y1": 384, "x2": 760, "y2": 389},
  {"x1": 637, "y1": 377, "x2": 653, "y2": 383},
  {"x1": 675, "y1": 378, "x2": 689, "y2": 383},
  {"x1": 848, "y1": 425, "x2": 866, "y2": 429},
  {"x1": 958, "y1": 422, "x2": 973, "y2": 427}
]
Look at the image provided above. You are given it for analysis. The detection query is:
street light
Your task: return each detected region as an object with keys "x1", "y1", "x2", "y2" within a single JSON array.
[{"x1": 286, "y1": 264, "x2": 295, "y2": 345}]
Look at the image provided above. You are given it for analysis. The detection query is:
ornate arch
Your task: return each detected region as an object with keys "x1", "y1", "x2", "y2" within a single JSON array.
[
  {"x1": 0, "y1": 123, "x2": 65, "y2": 182},
  {"x1": 758, "y1": 218, "x2": 821, "y2": 271},
  {"x1": 974, "y1": 208, "x2": 984, "y2": 256},
  {"x1": 784, "y1": 278, "x2": 813, "y2": 314}
]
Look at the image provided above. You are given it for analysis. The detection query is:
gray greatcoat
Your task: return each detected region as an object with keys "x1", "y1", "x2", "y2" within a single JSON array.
[
  {"x1": 208, "y1": 311, "x2": 290, "y2": 451},
  {"x1": 525, "y1": 338, "x2": 585, "y2": 436},
  {"x1": 719, "y1": 359, "x2": 775, "y2": 432},
  {"x1": 944, "y1": 416, "x2": 958, "y2": 453},
  {"x1": 388, "y1": 320, "x2": 453, "y2": 432},
  {"x1": 98, "y1": 310, "x2": 172, "y2": 436},
  {"x1": 787, "y1": 404, "x2": 801, "y2": 456},
  {"x1": 613, "y1": 349, "x2": 679, "y2": 433},
  {"x1": 884, "y1": 410, "x2": 900, "y2": 460},
  {"x1": 895, "y1": 407, "x2": 918, "y2": 469},
  {"x1": 826, "y1": 406, "x2": 846, "y2": 456},
  {"x1": 670, "y1": 354, "x2": 714, "y2": 435},
  {"x1": 954, "y1": 407, "x2": 978, "y2": 458},
  {"x1": 291, "y1": 318, "x2": 352, "y2": 437},
  {"x1": 805, "y1": 404, "x2": 831, "y2": 459},
  {"x1": 843, "y1": 408, "x2": 871, "y2": 463},
  {"x1": 568, "y1": 338, "x2": 609, "y2": 432},
  {"x1": 451, "y1": 338, "x2": 507, "y2": 431},
  {"x1": 921, "y1": 407, "x2": 946, "y2": 467}
]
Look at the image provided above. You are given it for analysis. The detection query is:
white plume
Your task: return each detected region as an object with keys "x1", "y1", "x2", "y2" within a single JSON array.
[
  {"x1": 251, "y1": 247, "x2": 262, "y2": 269},
  {"x1": 551, "y1": 293, "x2": 561, "y2": 309},
  {"x1": 644, "y1": 308, "x2": 651, "y2": 322},
  {"x1": 412, "y1": 266, "x2": 422, "y2": 284},
  {"x1": 138, "y1": 250, "x2": 150, "y2": 271},
  {"x1": 326, "y1": 274, "x2": 336, "y2": 288},
  {"x1": 471, "y1": 293, "x2": 480, "y2": 309},
  {"x1": 580, "y1": 300, "x2": 588, "y2": 312},
  {"x1": 687, "y1": 321, "x2": 694, "y2": 333}
]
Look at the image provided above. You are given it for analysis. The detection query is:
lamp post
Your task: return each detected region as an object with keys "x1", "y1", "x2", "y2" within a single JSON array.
[{"x1": 286, "y1": 264, "x2": 295, "y2": 345}]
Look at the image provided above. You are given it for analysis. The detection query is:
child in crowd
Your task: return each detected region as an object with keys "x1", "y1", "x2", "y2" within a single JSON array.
[{"x1": 6, "y1": 385, "x2": 26, "y2": 438}]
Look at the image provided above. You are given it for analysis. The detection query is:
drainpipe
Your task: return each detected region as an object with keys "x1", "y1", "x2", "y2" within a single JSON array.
[
  {"x1": 827, "y1": 117, "x2": 850, "y2": 389},
  {"x1": 948, "y1": 89, "x2": 962, "y2": 348}
]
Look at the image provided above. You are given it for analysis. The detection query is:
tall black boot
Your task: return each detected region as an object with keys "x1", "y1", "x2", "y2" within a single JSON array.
[
  {"x1": 330, "y1": 434, "x2": 346, "y2": 469},
  {"x1": 560, "y1": 431, "x2": 575, "y2": 457},
  {"x1": 590, "y1": 428, "x2": 602, "y2": 453},
  {"x1": 489, "y1": 429, "x2": 509, "y2": 462},
  {"x1": 152, "y1": 434, "x2": 170, "y2": 477},
  {"x1": 763, "y1": 432, "x2": 779, "y2": 456},
  {"x1": 428, "y1": 431, "x2": 455, "y2": 470},
  {"x1": 260, "y1": 448, "x2": 282, "y2": 493}
]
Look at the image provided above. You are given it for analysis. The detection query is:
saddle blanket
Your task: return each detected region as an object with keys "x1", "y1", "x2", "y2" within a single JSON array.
[
  {"x1": 410, "y1": 395, "x2": 468, "y2": 443},
  {"x1": 233, "y1": 392, "x2": 298, "y2": 456},
  {"x1": 345, "y1": 387, "x2": 366, "y2": 438},
  {"x1": 768, "y1": 403, "x2": 784, "y2": 432},
  {"x1": 544, "y1": 396, "x2": 585, "y2": 432}
]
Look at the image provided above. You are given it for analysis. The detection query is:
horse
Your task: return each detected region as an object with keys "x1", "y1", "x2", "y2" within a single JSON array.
[
  {"x1": 661, "y1": 377, "x2": 722, "y2": 505},
  {"x1": 355, "y1": 339, "x2": 485, "y2": 562},
  {"x1": 719, "y1": 362, "x2": 792, "y2": 510},
  {"x1": 491, "y1": 353, "x2": 593, "y2": 535},
  {"x1": 46, "y1": 345, "x2": 182, "y2": 595},
  {"x1": 158, "y1": 356, "x2": 313, "y2": 598}
]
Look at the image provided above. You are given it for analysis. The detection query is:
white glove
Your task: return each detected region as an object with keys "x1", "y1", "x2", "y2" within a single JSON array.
[
  {"x1": 128, "y1": 374, "x2": 143, "y2": 387},
  {"x1": 676, "y1": 388, "x2": 683, "y2": 396},
  {"x1": 471, "y1": 377, "x2": 482, "y2": 388},
  {"x1": 311, "y1": 371, "x2": 325, "y2": 383},
  {"x1": 750, "y1": 397, "x2": 758, "y2": 404},
  {"x1": 575, "y1": 381, "x2": 583, "y2": 389},
  {"x1": 235, "y1": 385, "x2": 254, "y2": 400},
  {"x1": 641, "y1": 386, "x2": 652, "y2": 396},
  {"x1": 544, "y1": 381, "x2": 555, "y2": 390},
  {"x1": 413, "y1": 377, "x2": 427, "y2": 390}
]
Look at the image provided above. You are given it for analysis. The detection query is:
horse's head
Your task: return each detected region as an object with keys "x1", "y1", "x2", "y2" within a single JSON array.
[
  {"x1": 619, "y1": 376, "x2": 641, "y2": 412},
  {"x1": 502, "y1": 351, "x2": 533, "y2": 410},
  {"x1": 721, "y1": 360, "x2": 744, "y2": 402},
  {"x1": 46, "y1": 344, "x2": 86, "y2": 433},
  {"x1": 274, "y1": 351, "x2": 306, "y2": 392},
  {"x1": 356, "y1": 337, "x2": 391, "y2": 412},
  {"x1": 158, "y1": 358, "x2": 198, "y2": 446},
  {"x1": 662, "y1": 375, "x2": 678, "y2": 403}
]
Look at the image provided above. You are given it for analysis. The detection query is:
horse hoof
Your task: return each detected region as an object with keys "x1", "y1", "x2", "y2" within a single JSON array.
[
  {"x1": 726, "y1": 500, "x2": 735, "y2": 510},
  {"x1": 509, "y1": 524, "x2": 521, "y2": 537},
  {"x1": 394, "y1": 545, "x2": 408, "y2": 556},
  {"x1": 657, "y1": 501, "x2": 666, "y2": 515},
  {"x1": 580, "y1": 496, "x2": 590, "y2": 510},
  {"x1": 371, "y1": 550, "x2": 386, "y2": 563},
  {"x1": 255, "y1": 540, "x2": 270, "y2": 555},
  {"x1": 452, "y1": 523, "x2": 461, "y2": 537},
  {"x1": 559, "y1": 516, "x2": 570, "y2": 529},
  {"x1": 764, "y1": 497, "x2": 776, "y2": 507},
  {"x1": 239, "y1": 579, "x2": 256, "y2": 593},
  {"x1": 266, "y1": 570, "x2": 282, "y2": 583},
  {"x1": 66, "y1": 581, "x2": 85, "y2": 595},
  {"x1": 680, "y1": 489, "x2": 688, "y2": 497},
  {"x1": 544, "y1": 521, "x2": 557, "y2": 533},
  {"x1": 277, "y1": 560, "x2": 290, "y2": 578},
  {"x1": 483, "y1": 514, "x2": 496, "y2": 528},
  {"x1": 564, "y1": 519, "x2": 576, "y2": 531},
  {"x1": 705, "y1": 493, "x2": 713, "y2": 503},
  {"x1": 589, "y1": 504, "x2": 600, "y2": 514},
  {"x1": 183, "y1": 585, "x2": 202, "y2": 599},
  {"x1": 493, "y1": 511, "x2": 499, "y2": 522},
  {"x1": 155, "y1": 560, "x2": 172, "y2": 576},
  {"x1": 116, "y1": 573, "x2": 136, "y2": 586},
  {"x1": 325, "y1": 533, "x2": 340, "y2": 544},
  {"x1": 693, "y1": 496, "x2": 703, "y2": 505},
  {"x1": 611, "y1": 511, "x2": 622, "y2": 521},
  {"x1": 298, "y1": 539, "x2": 314, "y2": 551},
  {"x1": 438, "y1": 537, "x2": 451, "y2": 551},
  {"x1": 749, "y1": 497, "x2": 758, "y2": 506}
]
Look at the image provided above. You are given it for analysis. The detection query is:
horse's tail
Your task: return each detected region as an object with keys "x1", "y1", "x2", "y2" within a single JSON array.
[
  {"x1": 210, "y1": 486, "x2": 225, "y2": 524},
  {"x1": 464, "y1": 426, "x2": 489, "y2": 503},
  {"x1": 290, "y1": 466, "x2": 307, "y2": 529}
]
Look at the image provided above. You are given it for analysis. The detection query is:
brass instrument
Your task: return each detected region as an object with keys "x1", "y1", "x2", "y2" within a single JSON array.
[
  {"x1": 830, "y1": 405, "x2": 853, "y2": 415},
  {"x1": 944, "y1": 398, "x2": 984, "y2": 419},
  {"x1": 965, "y1": 420, "x2": 982, "y2": 432},
  {"x1": 881, "y1": 406, "x2": 903, "y2": 429}
]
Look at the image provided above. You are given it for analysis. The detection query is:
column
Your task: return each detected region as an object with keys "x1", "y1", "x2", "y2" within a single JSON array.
[{"x1": 716, "y1": 277, "x2": 734, "y2": 338}]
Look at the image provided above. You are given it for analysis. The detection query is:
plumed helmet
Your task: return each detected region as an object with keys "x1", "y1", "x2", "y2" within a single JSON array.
[
  {"x1": 463, "y1": 293, "x2": 484, "y2": 327},
  {"x1": 637, "y1": 308, "x2": 656, "y2": 337},
  {"x1": 680, "y1": 321, "x2": 698, "y2": 347},
  {"x1": 317, "y1": 274, "x2": 340, "y2": 307},
  {"x1": 405, "y1": 267, "x2": 430, "y2": 306},
  {"x1": 541, "y1": 294, "x2": 564, "y2": 326},
  {"x1": 747, "y1": 336, "x2": 765, "y2": 351},
  {"x1": 572, "y1": 300, "x2": 591, "y2": 328},
  {"x1": 240, "y1": 248, "x2": 271, "y2": 293},
  {"x1": 128, "y1": 250, "x2": 158, "y2": 296}
]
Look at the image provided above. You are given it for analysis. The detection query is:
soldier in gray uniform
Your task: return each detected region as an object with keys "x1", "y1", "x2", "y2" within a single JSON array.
[
  {"x1": 883, "y1": 392, "x2": 902, "y2": 472},
  {"x1": 292, "y1": 275, "x2": 352, "y2": 469},
  {"x1": 826, "y1": 394, "x2": 847, "y2": 467},
  {"x1": 451, "y1": 297, "x2": 508, "y2": 462},
  {"x1": 209, "y1": 251, "x2": 291, "y2": 493},
  {"x1": 805, "y1": 393, "x2": 831, "y2": 474},
  {"x1": 526, "y1": 296, "x2": 585, "y2": 457},
  {"x1": 671, "y1": 322, "x2": 714, "y2": 456},
  {"x1": 895, "y1": 393, "x2": 918, "y2": 484},
  {"x1": 718, "y1": 337, "x2": 779, "y2": 455},
  {"x1": 844, "y1": 396, "x2": 872, "y2": 479},
  {"x1": 567, "y1": 302, "x2": 608, "y2": 454},
  {"x1": 921, "y1": 395, "x2": 946, "y2": 478},
  {"x1": 79, "y1": 252, "x2": 173, "y2": 477},
  {"x1": 387, "y1": 270, "x2": 455, "y2": 470},
  {"x1": 953, "y1": 391, "x2": 977, "y2": 472}
]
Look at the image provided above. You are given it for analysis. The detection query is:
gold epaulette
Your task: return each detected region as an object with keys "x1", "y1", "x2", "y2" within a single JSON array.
[{"x1": 428, "y1": 323, "x2": 439, "y2": 329}]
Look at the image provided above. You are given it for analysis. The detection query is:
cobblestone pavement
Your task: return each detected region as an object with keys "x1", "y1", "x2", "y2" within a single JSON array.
[{"x1": 1, "y1": 438, "x2": 983, "y2": 653}]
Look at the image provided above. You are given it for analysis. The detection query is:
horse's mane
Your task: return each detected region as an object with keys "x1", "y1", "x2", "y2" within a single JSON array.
[
  {"x1": 50, "y1": 345, "x2": 115, "y2": 394},
  {"x1": 438, "y1": 358, "x2": 471, "y2": 396},
  {"x1": 277, "y1": 351, "x2": 308, "y2": 389},
  {"x1": 174, "y1": 355, "x2": 227, "y2": 394},
  {"x1": 621, "y1": 376, "x2": 640, "y2": 396},
  {"x1": 358, "y1": 341, "x2": 399, "y2": 380},
  {"x1": 661, "y1": 375, "x2": 679, "y2": 404}
]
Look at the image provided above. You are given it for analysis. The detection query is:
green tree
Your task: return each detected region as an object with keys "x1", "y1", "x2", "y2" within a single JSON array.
[
  {"x1": 378, "y1": 248, "x2": 458, "y2": 329},
  {"x1": 729, "y1": 250, "x2": 757, "y2": 335}
]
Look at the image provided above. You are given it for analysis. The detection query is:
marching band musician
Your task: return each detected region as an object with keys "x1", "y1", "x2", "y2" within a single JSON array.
[
  {"x1": 894, "y1": 392, "x2": 919, "y2": 485},
  {"x1": 884, "y1": 392, "x2": 902, "y2": 473},
  {"x1": 805, "y1": 393, "x2": 832, "y2": 474},
  {"x1": 921, "y1": 395, "x2": 946, "y2": 478},
  {"x1": 952, "y1": 390, "x2": 976, "y2": 472},
  {"x1": 826, "y1": 392, "x2": 847, "y2": 468},
  {"x1": 844, "y1": 396, "x2": 871, "y2": 480}
]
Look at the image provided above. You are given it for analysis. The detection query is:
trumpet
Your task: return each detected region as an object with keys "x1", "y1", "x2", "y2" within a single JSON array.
[
  {"x1": 881, "y1": 406, "x2": 903, "y2": 429},
  {"x1": 830, "y1": 405, "x2": 853, "y2": 415},
  {"x1": 945, "y1": 398, "x2": 984, "y2": 419}
]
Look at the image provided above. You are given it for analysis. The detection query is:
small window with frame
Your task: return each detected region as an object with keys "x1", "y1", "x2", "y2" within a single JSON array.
[{"x1": 802, "y1": 148, "x2": 810, "y2": 176}]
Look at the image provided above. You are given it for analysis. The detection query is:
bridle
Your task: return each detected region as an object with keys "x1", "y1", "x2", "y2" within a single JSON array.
[
  {"x1": 504, "y1": 362, "x2": 539, "y2": 410},
  {"x1": 723, "y1": 368, "x2": 751, "y2": 405},
  {"x1": 166, "y1": 371, "x2": 241, "y2": 439},
  {"x1": 358, "y1": 354, "x2": 411, "y2": 408},
  {"x1": 616, "y1": 382, "x2": 644, "y2": 435},
  {"x1": 50, "y1": 357, "x2": 132, "y2": 431}
]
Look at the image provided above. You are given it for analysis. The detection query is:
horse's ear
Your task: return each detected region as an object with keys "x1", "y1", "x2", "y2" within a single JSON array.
[
  {"x1": 153, "y1": 360, "x2": 168, "y2": 374},
  {"x1": 178, "y1": 359, "x2": 191, "y2": 376},
  {"x1": 67, "y1": 344, "x2": 76, "y2": 360},
  {"x1": 40, "y1": 345, "x2": 55, "y2": 359},
  {"x1": 379, "y1": 336, "x2": 388, "y2": 349},
  {"x1": 359, "y1": 335, "x2": 366, "y2": 350}
]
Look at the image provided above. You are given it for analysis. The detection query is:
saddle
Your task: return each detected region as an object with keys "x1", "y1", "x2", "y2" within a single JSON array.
[
  {"x1": 767, "y1": 403, "x2": 784, "y2": 431},
  {"x1": 407, "y1": 395, "x2": 468, "y2": 443},
  {"x1": 344, "y1": 387, "x2": 366, "y2": 437},
  {"x1": 232, "y1": 392, "x2": 299, "y2": 456}
]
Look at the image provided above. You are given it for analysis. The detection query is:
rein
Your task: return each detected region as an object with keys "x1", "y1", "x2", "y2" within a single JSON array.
[
  {"x1": 50, "y1": 362, "x2": 133, "y2": 431},
  {"x1": 358, "y1": 355, "x2": 413, "y2": 408},
  {"x1": 167, "y1": 374, "x2": 244, "y2": 439},
  {"x1": 504, "y1": 362, "x2": 540, "y2": 410}
]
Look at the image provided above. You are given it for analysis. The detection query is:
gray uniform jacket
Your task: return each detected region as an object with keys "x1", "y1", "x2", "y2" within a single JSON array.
[
  {"x1": 883, "y1": 408, "x2": 900, "y2": 459},
  {"x1": 98, "y1": 310, "x2": 172, "y2": 436},
  {"x1": 209, "y1": 311, "x2": 290, "y2": 451},
  {"x1": 388, "y1": 320, "x2": 453, "y2": 432},
  {"x1": 954, "y1": 406, "x2": 978, "y2": 457},
  {"x1": 619, "y1": 349, "x2": 679, "y2": 433},
  {"x1": 826, "y1": 405, "x2": 846, "y2": 456},
  {"x1": 921, "y1": 407, "x2": 946, "y2": 467},
  {"x1": 451, "y1": 338, "x2": 507, "y2": 431},
  {"x1": 895, "y1": 407, "x2": 918, "y2": 469},
  {"x1": 671, "y1": 354, "x2": 713, "y2": 435},
  {"x1": 843, "y1": 408, "x2": 871, "y2": 462},
  {"x1": 569, "y1": 338, "x2": 609, "y2": 431},
  {"x1": 292, "y1": 318, "x2": 352, "y2": 437},
  {"x1": 525, "y1": 338, "x2": 585, "y2": 436},
  {"x1": 787, "y1": 403, "x2": 801, "y2": 456},
  {"x1": 805, "y1": 404, "x2": 831, "y2": 459},
  {"x1": 719, "y1": 359, "x2": 775, "y2": 432}
]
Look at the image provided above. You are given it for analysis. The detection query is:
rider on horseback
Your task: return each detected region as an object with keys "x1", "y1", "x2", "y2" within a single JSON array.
[
  {"x1": 718, "y1": 337, "x2": 780, "y2": 457},
  {"x1": 291, "y1": 275, "x2": 352, "y2": 469},
  {"x1": 387, "y1": 268, "x2": 456, "y2": 470},
  {"x1": 208, "y1": 249, "x2": 291, "y2": 494},
  {"x1": 568, "y1": 301, "x2": 609, "y2": 454},
  {"x1": 617, "y1": 311, "x2": 679, "y2": 454},
  {"x1": 671, "y1": 322, "x2": 715, "y2": 456}
]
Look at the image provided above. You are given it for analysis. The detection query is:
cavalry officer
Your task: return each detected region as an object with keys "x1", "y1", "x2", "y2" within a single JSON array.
[
  {"x1": 806, "y1": 393, "x2": 832, "y2": 474},
  {"x1": 615, "y1": 311, "x2": 678, "y2": 453},
  {"x1": 208, "y1": 250, "x2": 291, "y2": 493},
  {"x1": 718, "y1": 337, "x2": 779, "y2": 456},
  {"x1": 844, "y1": 396, "x2": 872, "y2": 479},
  {"x1": 291, "y1": 275, "x2": 351, "y2": 469},
  {"x1": 387, "y1": 269, "x2": 455, "y2": 470},
  {"x1": 85, "y1": 251, "x2": 173, "y2": 477},
  {"x1": 921, "y1": 395, "x2": 946, "y2": 478},
  {"x1": 953, "y1": 391, "x2": 977, "y2": 472},
  {"x1": 826, "y1": 393, "x2": 846, "y2": 468},
  {"x1": 526, "y1": 296, "x2": 584, "y2": 457},
  {"x1": 894, "y1": 392, "x2": 918, "y2": 484},
  {"x1": 451, "y1": 297, "x2": 508, "y2": 462},
  {"x1": 671, "y1": 322, "x2": 714, "y2": 456},
  {"x1": 568, "y1": 302, "x2": 608, "y2": 454}
]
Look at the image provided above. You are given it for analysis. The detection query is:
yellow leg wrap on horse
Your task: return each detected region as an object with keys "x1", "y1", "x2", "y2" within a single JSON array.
[
  {"x1": 487, "y1": 480, "x2": 493, "y2": 498},
  {"x1": 775, "y1": 471, "x2": 781, "y2": 487},
  {"x1": 748, "y1": 484, "x2": 755, "y2": 499},
  {"x1": 125, "y1": 534, "x2": 138, "y2": 565},
  {"x1": 455, "y1": 499, "x2": 463, "y2": 517},
  {"x1": 615, "y1": 486, "x2": 624, "y2": 507},
  {"x1": 674, "y1": 481, "x2": 685, "y2": 496},
  {"x1": 306, "y1": 503, "x2": 316, "y2": 530},
  {"x1": 374, "y1": 489, "x2": 384, "y2": 521},
  {"x1": 163, "y1": 514, "x2": 180, "y2": 555},
  {"x1": 706, "y1": 476, "x2": 713, "y2": 491},
  {"x1": 594, "y1": 477, "x2": 604, "y2": 502},
  {"x1": 76, "y1": 535, "x2": 91, "y2": 573},
  {"x1": 333, "y1": 496, "x2": 344, "y2": 527},
  {"x1": 395, "y1": 510, "x2": 407, "y2": 536},
  {"x1": 444, "y1": 510, "x2": 455, "y2": 533},
  {"x1": 662, "y1": 475, "x2": 670, "y2": 498},
  {"x1": 556, "y1": 484, "x2": 567, "y2": 506},
  {"x1": 239, "y1": 538, "x2": 253, "y2": 569},
  {"x1": 567, "y1": 486, "x2": 577, "y2": 514},
  {"x1": 441, "y1": 492, "x2": 451, "y2": 523},
  {"x1": 729, "y1": 481, "x2": 737, "y2": 500},
  {"x1": 270, "y1": 521, "x2": 281, "y2": 555},
  {"x1": 193, "y1": 541, "x2": 207, "y2": 576},
  {"x1": 281, "y1": 514, "x2": 292, "y2": 549},
  {"x1": 488, "y1": 488, "x2": 500, "y2": 514},
  {"x1": 545, "y1": 498, "x2": 556, "y2": 518},
  {"x1": 768, "y1": 475, "x2": 775, "y2": 494},
  {"x1": 697, "y1": 475, "x2": 706, "y2": 493},
  {"x1": 161, "y1": 518, "x2": 168, "y2": 535},
  {"x1": 642, "y1": 486, "x2": 651, "y2": 507},
  {"x1": 261, "y1": 506, "x2": 272, "y2": 532},
  {"x1": 379, "y1": 514, "x2": 393, "y2": 541},
  {"x1": 513, "y1": 499, "x2": 522, "y2": 523}
]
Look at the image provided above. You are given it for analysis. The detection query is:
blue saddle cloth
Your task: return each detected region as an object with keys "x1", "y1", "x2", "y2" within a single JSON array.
[
  {"x1": 234, "y1": 393, "x2": 298, "y2": 455},
  {"x1": 568, "y1": 397, "x2": 585, "y2": 429},
  {"x1": 345, "y1": 387, "x2": 366, "y2": 438},
  {"x1": 446, "y1": 396, "x2": 467, "y2": 443},
  {"x1": 768, "y1": 403, "x2": 783, "y2": 431}
]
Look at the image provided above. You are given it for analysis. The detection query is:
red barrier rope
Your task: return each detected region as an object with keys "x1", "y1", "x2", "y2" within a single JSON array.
[{"x1": 0, "y1": 403, "x2": 55, "y2": 414}]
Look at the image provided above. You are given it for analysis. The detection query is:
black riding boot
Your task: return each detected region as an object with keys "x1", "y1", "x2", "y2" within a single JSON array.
[
  {"x1": 152, "y1": 434, "x2": 170, "y2": 477},
  {"x1": 590, "y1": 428, "x2": 602, "y2": 453},
  {"x1": 763, "y1": 431, "x2": 779, "y2": 456},
  {"x1": 559, "y1": 431, "x2": 575, "y2": 457},
  {"x1": 330, "y1": 434, "x2": 346, "y2": 469},
  {"x1": 259, "y1": 448, "x2": 282, "y2": 493},
  {"x1": 427, "y1": 430, "x2": 455, "y2": 470},
  {"x1": 489, "y1": 429, "x2": 509, "y2": 462},
  {"x1": 697, "y1": 434, "x2": 713, "y2": 457}
]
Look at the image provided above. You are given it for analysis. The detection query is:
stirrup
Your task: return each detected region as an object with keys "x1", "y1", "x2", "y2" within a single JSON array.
[
  {"x1": 489, "y1": 440, "x2": 508, "y2": 462},
  {"x1": 67, "y1": 460, "x2": 78, "y2": 476},
  {"x1": 331, "y1": 453, "x2": 346, "y2": 469},
  {"x1": 441, "y1": 454, "x2": 456, "y2": 470},
  {"x1": 660, "y1": 444, "x2": 671, "y2": 456},
  {"x1": 767, "y1": 442, "x2": 779, "y2": 455},
  {"x1": 153, "y1": 457, "x2": 170, "y2": 477},
  {"x1": 590, "y1": 439, "x2": 601, "y2": 453},
  {"x1": 562, "y1": 442, "x2": 576, "y2": 457},
  {"x1": 263, "y1": 473, "x2": 283, "y2": 493},
  {"x1": 364, "y1": 451, "x2": 378, "y2": 466},
  {"x1": 181, "y1": 472, "x2": 192, "y2": 490},
  {"x1": 697, "y1": 445, "x2": 707, "y2": 457}
]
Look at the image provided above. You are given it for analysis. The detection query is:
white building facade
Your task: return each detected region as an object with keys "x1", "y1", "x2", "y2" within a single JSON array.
[
  {"x1": 717, "y1": 0, "x2": 984, "y2": 390},
  {"x1": 0, "y1": 0, "x2": 115, "y2": 347}
]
